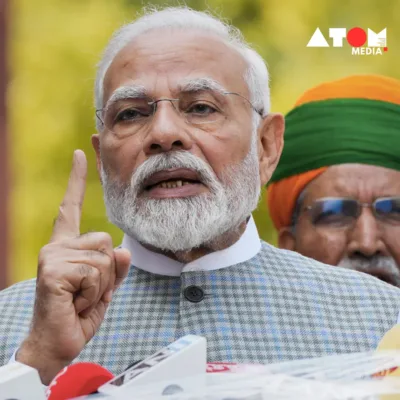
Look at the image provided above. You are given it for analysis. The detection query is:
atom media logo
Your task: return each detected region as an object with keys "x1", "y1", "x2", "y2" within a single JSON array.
[{"x1": 307, "y1": 27, "x2": 387, "y2": 55}]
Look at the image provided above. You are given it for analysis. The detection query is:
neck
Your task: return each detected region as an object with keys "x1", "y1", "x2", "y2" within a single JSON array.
[{"x1": 142, "y1": 219, "x2": 248, "y2": 263}]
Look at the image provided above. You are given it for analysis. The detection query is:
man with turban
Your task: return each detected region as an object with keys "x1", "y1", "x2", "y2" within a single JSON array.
[{"x1": 268, "y1": 74, "x2": 400, "y2": 287}]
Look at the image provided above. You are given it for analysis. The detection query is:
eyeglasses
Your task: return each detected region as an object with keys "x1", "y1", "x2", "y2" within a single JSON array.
[
  {"x1": 303, "y1": 197, "x2": 400, "y2": 228},
  {"x1": 96, "y1": 91, "x2": 262, "y2": 137}
]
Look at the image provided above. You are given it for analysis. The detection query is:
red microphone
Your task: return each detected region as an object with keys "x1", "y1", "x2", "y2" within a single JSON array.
[{"x1": 46, "y1": 362, "x2": 114, "y2": 400}]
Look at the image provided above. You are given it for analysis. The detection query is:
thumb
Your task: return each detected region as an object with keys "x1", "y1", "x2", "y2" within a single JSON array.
[{"x1": 113, "y1": 248, "x2": 131, "y2": 289}]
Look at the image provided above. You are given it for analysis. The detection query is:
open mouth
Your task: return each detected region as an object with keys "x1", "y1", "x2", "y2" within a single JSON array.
[
  {"x1": 145, "y1": 178, "x2": 201, "y2": 190},
  {"x1": 142, "y1": 168, "x2": 206, "y2": 198}
]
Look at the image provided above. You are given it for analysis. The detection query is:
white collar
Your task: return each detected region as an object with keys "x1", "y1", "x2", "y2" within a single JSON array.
[{"x1": 120, "y1": 216, "x2": 261, "y2": 276}]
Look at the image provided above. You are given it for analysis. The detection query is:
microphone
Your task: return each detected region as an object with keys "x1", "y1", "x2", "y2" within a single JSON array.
[
  {"x1": 124, "y1": 360, "x2": 142, "y2": 371},
  {"x1": 375, "y1": 324, "x2": 400, "y2": 379},
  {"x1": 377, "y1": 324, "x2": 400, "y2": 352},
  {"x1": 46, "y1": 362, "x2": 114, "y2": 400},
  {"x1": 98, "y1": 334, "x2": 207, "y2": 396},
  {"x1": 46, "y1": 335, "x2": 206, "y2": 399},
  {"x1": 0, "y1": 362, "x2": 46, "y2": 400}
]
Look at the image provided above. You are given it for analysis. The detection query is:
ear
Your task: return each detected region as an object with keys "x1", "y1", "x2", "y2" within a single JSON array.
[
  {"x1": 91, "y1": 134, "x2": 102, "y2": 181},
  {"x1": 258, "y1": 113, "x2": 285, "y2": 186},
  {"x1": 278, "y1": 227, "x2": 296, "y2": 250}
]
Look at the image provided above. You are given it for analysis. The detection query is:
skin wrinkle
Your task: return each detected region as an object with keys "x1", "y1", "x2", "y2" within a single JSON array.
[
  {"x1": 102, "y1": 31, "x2": 250, "y2": 108},
  {"x1": 280, "y1": 163, "x2": 400, "y2": 287},
  {"x1": 104, "y1": 77, "x2": 229, "y2": 112},
  {"x1": 93, "y1": 13, "x2": 273, "y2": 138},
  {"x1": 93, "y1": 29, "x2": 284, "y2": 263},
  {"x1": 100, "y1": 78, "x2": 235, "y2": 132},
  {"x1": 98, "y1": 31, "x2": 254, "y2": 186}
]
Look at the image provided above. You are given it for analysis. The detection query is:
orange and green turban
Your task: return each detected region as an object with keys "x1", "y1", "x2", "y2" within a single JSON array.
[{"x1": 267, "y1": 74, "x2": 400, "y2": 231}]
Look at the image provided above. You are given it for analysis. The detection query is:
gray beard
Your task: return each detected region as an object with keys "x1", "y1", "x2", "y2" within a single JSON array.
[{"x1": 100, "y1": 137, "x2": 260, "y2": 252}]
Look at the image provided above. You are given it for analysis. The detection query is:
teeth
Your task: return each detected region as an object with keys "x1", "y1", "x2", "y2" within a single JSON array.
[{"x1": 157, "y1": 180, "x2": 193, "y2": 189}]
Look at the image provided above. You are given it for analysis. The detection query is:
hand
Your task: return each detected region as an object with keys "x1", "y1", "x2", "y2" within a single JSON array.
[{"x1": 17, "y1": 150, "x2": 131, "y2": 384}]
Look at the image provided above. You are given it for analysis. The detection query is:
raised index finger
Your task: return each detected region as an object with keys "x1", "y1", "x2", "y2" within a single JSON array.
[{"x1": 51, "y1": 150, "x2": 87, "y2": 242}]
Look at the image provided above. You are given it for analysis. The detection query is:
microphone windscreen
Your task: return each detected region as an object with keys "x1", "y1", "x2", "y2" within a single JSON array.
[
  {"x1": 377, "y1": 324, "x2": 400, "y2": 352},
  {"x1": 47, "y1": 362, "x2": 114, "y2": 400}
]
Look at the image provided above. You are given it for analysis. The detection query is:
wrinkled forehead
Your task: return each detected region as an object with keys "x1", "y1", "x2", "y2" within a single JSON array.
[
  {"x1": 304, "y1": 164, "x2": 400, "y2": 202},
  {"x1": 102, "y1": 29, "x2": 250, "y2": 106}
]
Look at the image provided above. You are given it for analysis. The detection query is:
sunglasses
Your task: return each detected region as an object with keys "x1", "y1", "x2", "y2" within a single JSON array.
[{"x1": 303, "y1": 197, "x2": 400, "y2": 228}]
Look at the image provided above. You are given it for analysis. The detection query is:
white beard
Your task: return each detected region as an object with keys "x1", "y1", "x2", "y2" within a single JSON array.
[{"x1": 100, "y1": 134, "x2": 260, "y2": 252}]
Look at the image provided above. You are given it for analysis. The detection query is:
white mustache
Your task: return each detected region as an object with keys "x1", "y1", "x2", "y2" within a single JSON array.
[
  {"x1": 130, "y1": 151, "x2": 220, "y2": 194},
  {"x1": 100, "y1": 132, "x2": 261, "y2": 252},
  {"x1": 338, "y1": 255, "x2": 398, "y2": 273},
  {"x1": 338, "y1": 255, "x2": 400, "y2": 287}
]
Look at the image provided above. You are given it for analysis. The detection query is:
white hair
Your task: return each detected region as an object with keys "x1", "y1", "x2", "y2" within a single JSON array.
[{"x1": 94, "y1": 6, "x2": 270, "y2": 131}]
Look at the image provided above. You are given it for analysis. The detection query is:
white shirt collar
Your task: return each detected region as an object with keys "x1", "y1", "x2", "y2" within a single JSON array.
[{"x1": 121, "y1": 216, "x2": 261, "y2": 276}]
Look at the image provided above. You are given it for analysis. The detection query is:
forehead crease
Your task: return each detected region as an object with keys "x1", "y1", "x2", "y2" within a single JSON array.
[
  {"x1": 104, "y1": 31, "x2": 248, "y2": 96},
  {"x1": 304, "y1": 172, "x2": 355, "y2": 202},
  {"x1": 333, "y1": 166, "x2": 399, "y2": 191},
  {"x1": 308, "y1": 167, "x2": 400, "y2": 201}
]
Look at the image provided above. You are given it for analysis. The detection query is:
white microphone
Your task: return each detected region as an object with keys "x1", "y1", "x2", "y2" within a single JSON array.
[
  {"x1": 0, "y1": 362, "x2": 46, "y2": 400},
  {"x1": 98, "y1": 334, "x2": 207, "y2": 396}
]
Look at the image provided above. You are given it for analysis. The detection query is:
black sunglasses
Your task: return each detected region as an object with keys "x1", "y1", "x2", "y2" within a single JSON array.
[{"x1": 303, "y1": 197, "x2": 400, "y2": 228}]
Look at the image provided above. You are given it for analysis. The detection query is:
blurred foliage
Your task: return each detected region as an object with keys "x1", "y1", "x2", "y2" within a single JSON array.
[{"x1": 8, "y1": 0, "x2": 400, "y2": 283}]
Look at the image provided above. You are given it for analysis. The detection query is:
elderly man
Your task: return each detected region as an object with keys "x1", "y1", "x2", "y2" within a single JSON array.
[
  {"x1": 268, "y1": 74, "x2": 400, "y2": 287},
  {"x1": 0, "y1": 9, "x2": 399, "y2": 385}
]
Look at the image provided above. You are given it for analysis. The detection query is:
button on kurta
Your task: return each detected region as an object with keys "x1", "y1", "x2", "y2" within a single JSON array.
[{"x1": 183, "y1": 285, "x2": 204, "y2": 303}]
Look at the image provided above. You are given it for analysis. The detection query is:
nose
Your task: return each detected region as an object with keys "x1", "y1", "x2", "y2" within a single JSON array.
[
  {"x1": 346, "y1": 207, "x2": 388, "y2": 258},
  {"x1": 142, "y1": 101, "x2": 193, "y2": 155}
]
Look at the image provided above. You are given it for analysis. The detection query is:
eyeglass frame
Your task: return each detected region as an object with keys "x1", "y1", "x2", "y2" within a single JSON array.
[
  {"x1": 301, "y1": 196, "x2": 400, "y2": 228},
  {"x1": 95, "y1": 91, "x2": 264, "y2": 131}
]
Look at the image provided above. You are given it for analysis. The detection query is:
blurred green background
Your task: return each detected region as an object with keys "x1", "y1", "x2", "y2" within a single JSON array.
[{"x1": 8, "y1": 0, "x2": 400, "y2": 283}]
